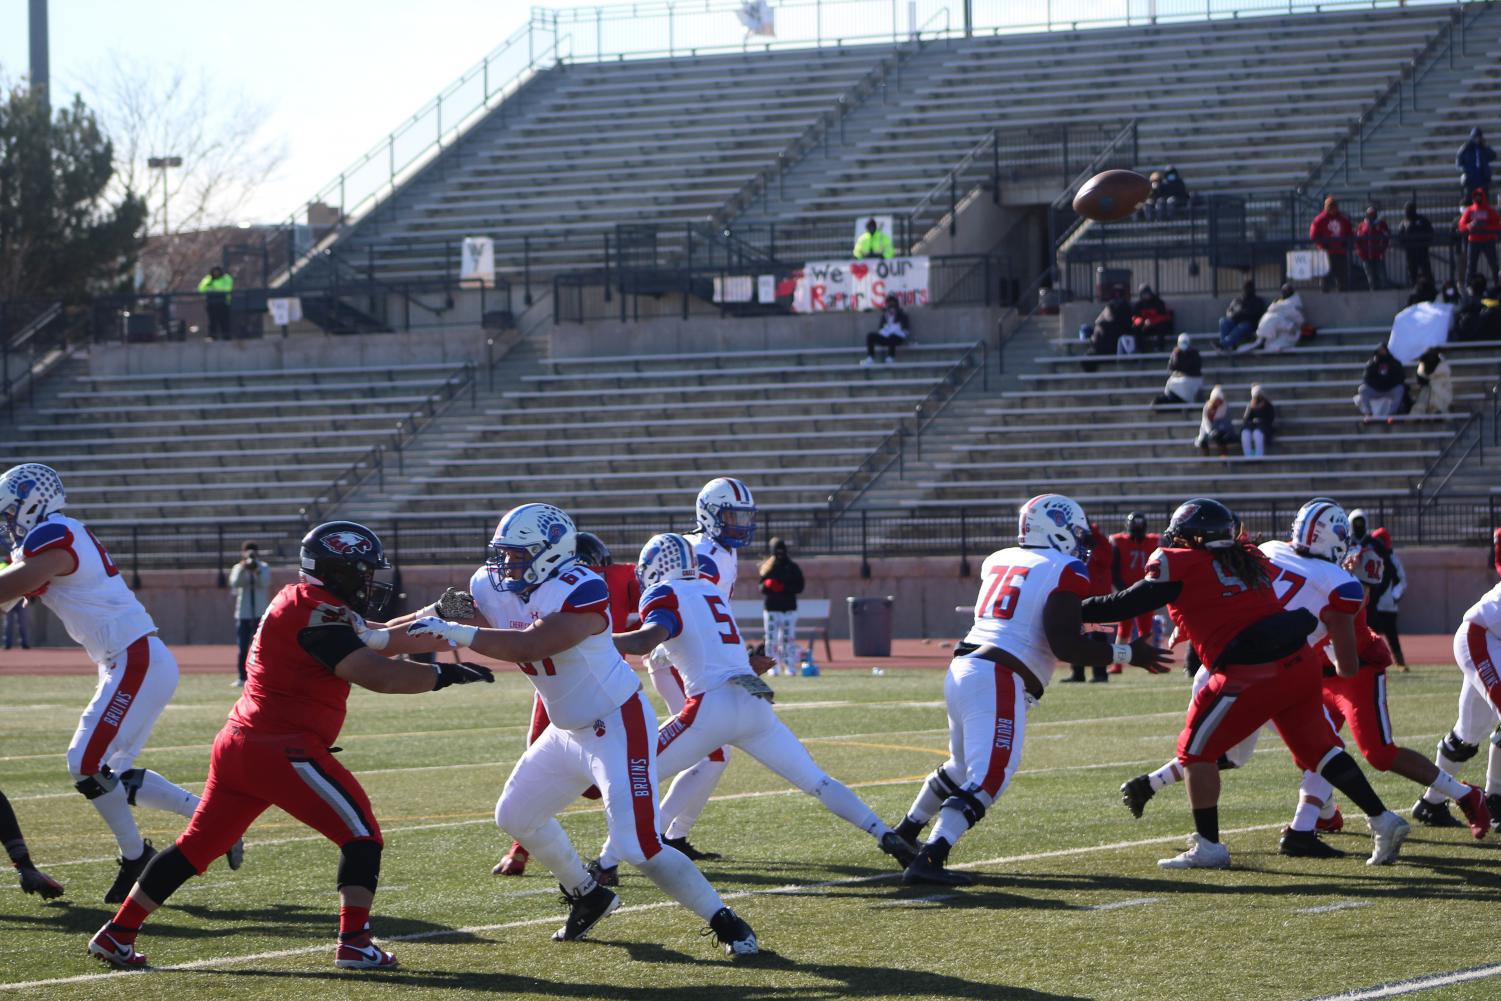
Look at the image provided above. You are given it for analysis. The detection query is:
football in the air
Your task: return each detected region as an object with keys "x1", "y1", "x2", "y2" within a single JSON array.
[{"x1": 1071, "y1": 169, "x2": 1152, "y2": 222}]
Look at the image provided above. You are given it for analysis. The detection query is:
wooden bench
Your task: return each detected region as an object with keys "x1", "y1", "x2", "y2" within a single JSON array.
[{"x1": 730, "y1": 598, "x2": 834, "y2": 666}]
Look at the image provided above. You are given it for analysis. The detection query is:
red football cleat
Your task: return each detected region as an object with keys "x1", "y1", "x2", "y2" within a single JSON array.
[
  {"x1": 493, "y1": 843, "x2": 528, "y2": 876},
  {"x1": 1456, "y1": 785, "x2": 1491, "y2": 840},
  {"x1": 335, "y1": 938, "x2": 398, "y2": 970},
  {"x1": 1107, "y1": 664, "x2": 1124, "y2": 675},
  {"x1": 1316, "y1": 808, "x2": 1344, "y2": 833},
  {"x1": 88, "y1": 927, "x2": 147, "y2": 969}
]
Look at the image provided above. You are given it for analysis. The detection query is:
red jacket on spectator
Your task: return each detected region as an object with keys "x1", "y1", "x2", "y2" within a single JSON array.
[
  {"x1": 1459, "y1": 191, "x2": 1501, "y2": 244},
  {"x1": 1310, "y1": 204, "x2": 1352, "y2": 256},
  {"x1": 1355, "y1": 218, "x2": 1391, "y2": 261}
]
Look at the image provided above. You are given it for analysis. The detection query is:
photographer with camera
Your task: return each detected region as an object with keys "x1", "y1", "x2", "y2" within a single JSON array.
[{"x1": 227, "y1": 541, "x2": 271, "y2": 687}]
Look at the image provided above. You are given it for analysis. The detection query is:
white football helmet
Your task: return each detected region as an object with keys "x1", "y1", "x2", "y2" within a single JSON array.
[
  {"x1": 0, "y1": 464, "x2": 66, "y2": 547},
  {"x1": 695, "y1": 477, "x2": 756, "y2": 549},
  {"x1": 486, "y1": 503, "x2": 578, "y2": 593},
  {"x1": 1291, "y1": 498, "x2": 1352, "y2": 563},
  {"x1": 1017, "y1": 493, "x2": 1091, "y2": 558},
  {"x1": 636, "y1": 532, "x2": 699, "y2": 589}
]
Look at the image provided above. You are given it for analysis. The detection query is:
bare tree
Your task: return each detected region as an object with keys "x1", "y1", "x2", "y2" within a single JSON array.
[{"x1": 86, "y1": 56, "x2": 287, "y2": 291}]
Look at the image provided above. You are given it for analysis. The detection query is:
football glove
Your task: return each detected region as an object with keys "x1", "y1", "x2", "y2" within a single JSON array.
[
  {"x1": 437, "y1": 587, "x2": 477, "y2": 619},
  {"x1": 432, "y1": 661, "x2": 495, "y2": 690},
  {"x1": 408, "y1": 616, "x2": 479, "y2": 648}
]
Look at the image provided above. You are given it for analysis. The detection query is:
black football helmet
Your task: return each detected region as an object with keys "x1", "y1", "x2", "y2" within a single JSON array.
[
  {"x1": 300, "y1": 520, "x2": 394, "y2": 616},
  {"x1": 1164, "y1": 498, "x2": 1238, "y2": 550},
  {"x1": 575, "y1": 531, "x2": 611, "y2": 568},
  {"x1": 1125, "y1": 511, "x2": 1148, "y2": 540}
]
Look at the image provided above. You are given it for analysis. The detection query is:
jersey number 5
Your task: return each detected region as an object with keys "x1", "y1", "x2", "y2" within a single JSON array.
[
  {"x1": 83, "y1": 527, "x2": 120, "y2": 578},
  {"x1": 978, "y1": 566, "x2": 1030, "y2": 620},
  {"x1": 704, "y1": 595, "x2": 741, "y2": 645}
]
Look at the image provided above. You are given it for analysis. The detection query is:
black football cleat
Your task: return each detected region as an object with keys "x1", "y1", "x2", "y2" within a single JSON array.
[
  {"x1": 893, "y1": 816, "x2": 926, "y2": 845},
  {"x1": 1121, "y1": 775, "x2": 1155, "y2": 819},
  {"x1": 1278, "y1": 828, "x2": 1346, "y2": 858},
  {"x1": 1487, "y1": 793, "x2": 1501, "y2": 833},
  {"x1": 586, "y1": 858, "x2": 619, "y2": 888},
  {"x1": 706, "y1": 907, "x2": 758, "y2": 956},
  {"x1": 663, "y1": 835, "x2": 720, "y2": 861},
  {"x1": 902, "y1": 842, "x2": 976, "y2": 887},
  {"x1": 17, "y1": 865, "x2": 64, "y2": 899},
  {"x1": 1411, "y1": 797, "x2": 1461, "y2": 828},
  {"x1": 551, "y1": 882, "x2": 619, "y2": 942},
  {"x1": 104, "y1": 841, "x2": 155, "y2": 905},
  {"x1": 878, "y1": 831, "x2": 918, "y2": 869}
]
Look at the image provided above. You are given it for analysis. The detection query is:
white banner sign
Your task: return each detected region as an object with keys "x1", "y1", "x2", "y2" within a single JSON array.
[
  {"x1": 757, "y1": 274, "x2": 777, "y2": 303},
  {"x1": 791, "y1": 256, "x2": 929, "y2": 312},
  {"x1": 460, "y1": 237, "x2": 495, "y2": 287},
  {"x1": 267, "y1": 296, "x2": 303, "y2": 326},
  {"x1": 713, "y1": 275, "x2": 754, "y2": 303},
  {"x1": 1286, "y1": 249, "x2": 1329, "y2": 281}
]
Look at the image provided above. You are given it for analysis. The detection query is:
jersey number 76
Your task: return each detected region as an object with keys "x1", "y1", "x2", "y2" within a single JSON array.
[{"x1": 977, "y1": 566, "x2": 1030, "y2": 620}]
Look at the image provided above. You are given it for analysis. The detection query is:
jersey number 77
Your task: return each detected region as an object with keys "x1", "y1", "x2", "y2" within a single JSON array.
[{"x1": 977, "y1": 566, "x2": 1030, "y2": 620}]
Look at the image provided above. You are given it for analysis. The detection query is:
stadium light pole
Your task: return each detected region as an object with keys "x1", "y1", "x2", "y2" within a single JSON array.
[{"x1": 147, "y1": 156, "x2": 183, "y2": 237}]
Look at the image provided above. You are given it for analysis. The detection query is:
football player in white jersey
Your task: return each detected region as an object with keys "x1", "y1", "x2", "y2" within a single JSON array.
[
  {"x1": 1412, "y1": 577, "x2": 1501, "y2": 832},
  {"x1": 0, "y1": 464, "x2": 241, "y2": 903},
  {"x1": 643, "y1": 477, "x2": 757, "y2": 861},
  {"x1": 587, "y1": 533, "x2": 917, "y2": 883},
  {"x1": 407, "y1": 504, "x2": 757, "y2": 955},
  {"x1": 892, "y1": 494, "x2": 1170, "y2": 886}
]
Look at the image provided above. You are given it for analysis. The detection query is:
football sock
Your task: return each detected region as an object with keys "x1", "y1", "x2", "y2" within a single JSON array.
[
  {"x1": 1320, "y1": 751, "x2": 1386, "y2": 817},
  {"x1": 637, "y1": 846, "x2": 723, "y2": 921},
  {"x1": 929, "y1": 805, "x2": 972, "y2": 848},
  {"x1": 91, "y1": 783, "x2": 145, "y2": 859},
  {"x1": 507, "y1": 818, "x2": 590, "y2": 895},
  {"x1": 338, "y1": 905, "x2": 371, "y2": 942},
  {"x1": 1290, "y1": 798, "x2": 1323, "y2": 833},
  {"x1": 1192, "y1": 806, "x2": 1219, "y2": 844},
  {"x1": 659, "y1": 755, "x2": 729, "y2": 840},
  {"x1": 0, "y1": 791, "x2": 32, "y2": 868},
  {"x1": 903, "y1": 766, "x2": 960, "y2": 826},
  {"x1": 108, "y1": 897, "x2": 152, "y2": 942},
  {"x1": 807, "y1": 776, "x2": 888, "y2": 836},
  {"x1": 1147, "y1": 760, "x2": 1183, "y2": 792},
  {"x1": 1291, "y1": 769, "x2": 1337, "y2": 832},
  {"x1": 895, "y1": 815, "x2": 926, "y2": 842},
  {"x1": 127, "y1": 770, "x2": 200, "y2": 818},
  {"x1": 1486, "y1": 741, "x2": 1501, "y2": 796},
  {"x1": 1428, "y1": 768, "x2": 1470, "y2": 801},
  {"x1": 1318, "y1": 798, "x2": 1339, "y2": 820}
]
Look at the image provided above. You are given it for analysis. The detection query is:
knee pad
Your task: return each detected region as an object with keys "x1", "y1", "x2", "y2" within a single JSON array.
[
  {"x1": 1363, "y1": 742, "x2": 1399, "y2": 773},
  {"x1": 138, "y1": 844, "x2": 199, "y2": 903},
  {"x1": 73, "y1": 766, "x2": 119, "y2": 800},
  {"x1": 1440, "y1": 730, "x2": 1480, "y2": 763},
  {"x1": 942, "y1": 787, "x2": 987, "y2": 827},
  {"x1": 117, "y1": 768, "x2": 146, "y2": 806},
  {"x1": 926, "y1": 765, "x2": 963, "y2": 802},
  {"x1": 337, "y1": 839, "x2": 382, "y2": 893}
]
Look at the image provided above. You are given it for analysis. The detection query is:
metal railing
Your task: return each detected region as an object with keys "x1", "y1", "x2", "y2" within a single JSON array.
[{"x1": 1049, "y1": 120, "x2": 1142, "y2": 254}]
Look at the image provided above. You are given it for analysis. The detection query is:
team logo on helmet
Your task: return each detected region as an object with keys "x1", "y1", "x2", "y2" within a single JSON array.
[
  {"x1": 13, "y1": 479, "x2": 34, "y2": 500},
  {"x1": 1045, "y1": 508, "x2": 1069, "y2": 527},
  {"x1": 547, "y1": 521, "x2": 567, "y2": 543},
  {"x1": 324, "y1": 530, "x2": 373, "y2": 555}
]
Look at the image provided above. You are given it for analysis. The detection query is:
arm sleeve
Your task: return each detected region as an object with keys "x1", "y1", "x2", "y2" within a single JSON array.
[
  {"x1": 639, "y1": 584, "x2": 683, "y2": 640},
  {"x1": 1081, "y1": 578, "x2": 1182, "y2": 623},
  {"x1": 297, "y1": 622, "x2": 366, "y2": 672}
]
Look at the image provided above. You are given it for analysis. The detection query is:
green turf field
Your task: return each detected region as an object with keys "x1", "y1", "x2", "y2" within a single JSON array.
[{"x1": 2, "y1": 666, "x2": 1498, "y2": 1000}]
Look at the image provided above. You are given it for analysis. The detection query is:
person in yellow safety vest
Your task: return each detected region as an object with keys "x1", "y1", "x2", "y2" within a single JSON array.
[
  {"x1": 197, "y1": 266, "x2": 234, "y2": 338},
  {"x1": 852, "y1": 219, "x2": 895, "y2": 260}
]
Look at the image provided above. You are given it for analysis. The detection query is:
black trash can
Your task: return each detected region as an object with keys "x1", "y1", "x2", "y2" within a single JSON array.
[{"x1": 847, "y1": 596, "x2": 894, "y2": 658}]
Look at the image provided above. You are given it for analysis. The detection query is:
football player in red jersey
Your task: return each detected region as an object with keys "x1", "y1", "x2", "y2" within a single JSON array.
[
  {"x1": 1082, "y1": 499, "x2": 1409, "y2": 869},
  {"x1": 1060, "y1": 522, "x2": 1114, "y2": 684},
  {"x1": 87, "y1": 522, "x2": 494, "y2": 971},
  {"x1": 1107, "y1": 511, "x2": 1162, "y2": 674},
  {"x1": 493, "y1": 531, "x2": 633, "y2": 876}
]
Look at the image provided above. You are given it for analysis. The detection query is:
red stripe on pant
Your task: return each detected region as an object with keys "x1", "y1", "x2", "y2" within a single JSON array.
[
  {"x1": 1466, "y1": 624, "x2": 1501, "y2": 713},
  {"x1": 980, "y1": 665, "x2": 1019, "y2": 796},
  {"x1": 671, "y1": 667, "x2": 726, "y2": 763},
  {"x1": 620, "y1": 695, "x2": 662, "y2": 861},
  {"x1": 79, "y1": 636, "x2": 151, "y2": 775},
  {"x1": 527, "y1": 694, "x2": 551, "y2": 745},
  {"x1": 657, "y1": 694, "x2": 704, "y2": 755}
]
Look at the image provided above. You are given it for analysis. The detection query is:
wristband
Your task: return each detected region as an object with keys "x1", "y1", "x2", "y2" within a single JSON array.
[
  {"x1": 359, "y1": 626, "x2": 391, "y2": 651},
  {"x1": 1111, "y1": 642, "x2": 1132, "y2": 664}
]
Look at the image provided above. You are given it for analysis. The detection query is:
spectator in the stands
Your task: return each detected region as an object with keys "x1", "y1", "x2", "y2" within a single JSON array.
[
  {"x1": 1249, "y1": 283, "x2": 1305, "y2": 353},
  {"x1": 862, "y1": 298, "x2": 909, "y2": 366},
  {"x1": 852, "y1": 218, "x2": 894, "y2": 260},
  {"x1": 1457, "y1": 127, "x2": 1495, "y2": 200},
  {"x1": 1454, "y1": 276, "x2": 1489, "y2": 340},
  {"x1": 1152, "y1": 332, "x2": 1202, "y2": 408},
  {"x1": 1410, "y1": 347, "x2": 1453, "y2": 414},
  {"x1": 198, "y1": 266, "x2": 234, "y2": 339},
  {"x1": 759, "y1": 538, "x2": 805, "y2": 677},
  {"x1": 1239, "y1": 384, "x2": 1275, "y2": 459},
  {"x1": 1310, "y1": 196, "x2": 1352, "y2": 292},
  {"x1": 1195, "y1": 385, "x2": 1235, "y2": 456},
  {"x1": 1130, "y1": 283, "x2": 1174, "y2": 352},
  {"x1": 1084, "y1": 287, "x2": 1133, "y2": 368},
  {"x1": 1354, "y1": 343, "x2": 1407, "y2": 422},
  {"x1": 1407, "y1": 275, "x2": 1438, "y2": 307},
  {"x1": 1144, "y1": 165, "x2": 1190, "y2": 220},
  {"x1": 1396, "y1": 200, "x2": 1434, "y2": 283},
  {"x1": 1217, "y1": 278, "x2": 1267, "y2": 352},
  {"x1": 1459, "y1": 187, "x2": 1501, "y2": 284},
  {"x1": 1441, "y1": 277, "x2": 1462, "y2": 305},
  {"x1": 1355, "y1": 204, "x2": 1392, "y2": 291}
]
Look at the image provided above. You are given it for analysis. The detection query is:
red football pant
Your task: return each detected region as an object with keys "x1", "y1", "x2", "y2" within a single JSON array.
[
  {"x1": 1322, "y1": 669, "x2": 1399, "y2": 772},
  {"x1": 175, "y1": 724, "x2": 382, "y2": 873},
  {"x1": 1177, "y1": 648, "x2": 1343, "y2": 768},
  {"x1": 1115, "y1": 613, "x2": 1156, "y2": 647}
]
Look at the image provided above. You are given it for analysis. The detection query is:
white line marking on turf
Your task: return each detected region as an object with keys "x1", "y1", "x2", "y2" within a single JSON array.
[
  {"x1": 874, "y1": 893, "x2": 960, "y2": 907},
  {"x1": 1080, "y1": 897, "x2": 1159, "y2": 911},
  {"x1": 1294, "y1": 900, "x2": 1371, "y2": 914},
  {"x1": 1300, "y1": 963, "x2": 1501, "y2": 1000},
  {"x1": 0, "y1": 820, "x2": 1299, "y2": 991}
]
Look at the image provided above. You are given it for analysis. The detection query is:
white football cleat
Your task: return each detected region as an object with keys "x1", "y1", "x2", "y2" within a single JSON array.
[
  {"x1": 1157, "y1": 833, "x2": 1230, "y2": 870},
  {"x1": 334, "y1": 939, "x2": 398, "y2": 969},
  {"x1": 1366, "y1": 810, "x2": 1410, "y2": 866},
  {"x1": 87, "y1": 926, "x2": 147, "y2": 969}
]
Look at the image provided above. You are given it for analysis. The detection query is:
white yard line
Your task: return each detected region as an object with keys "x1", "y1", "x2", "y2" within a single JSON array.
[
  {"x1": 1080, "y1": 897, "x2": 1160, "y2": 911},
  {"x1": 1301, "y1": 964, "x2": 1501, "y2": 1000},
  {"x1": 1293, "y1": 900, "x2": 1370, "y2": 914}
]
